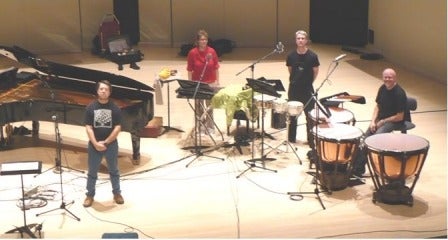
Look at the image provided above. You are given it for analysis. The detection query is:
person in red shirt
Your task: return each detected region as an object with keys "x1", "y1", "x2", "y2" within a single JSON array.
[{"x1": 187, "y1": 29, "x2": 220, "y2": 134}]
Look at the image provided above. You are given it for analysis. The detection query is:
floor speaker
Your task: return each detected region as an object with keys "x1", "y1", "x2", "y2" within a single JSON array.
[
  {"x1": 102, "y1": 232, "x2": 138, "y2": 239},
  {"x1": 113, "y1": 0, "x2": 140, "y2": 45}
]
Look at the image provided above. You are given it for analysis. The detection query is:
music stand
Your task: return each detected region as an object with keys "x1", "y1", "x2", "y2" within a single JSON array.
[
  {"x1": 160, "y1": 79, "x2": 184, "y2": 135},
  {"x1": 175, "y1": 79, "x2": 224, "y2": 167},
  {"x1": 257, "y1": 77, "x2": 286, "y2": 92},
  {"x1": 1, "y1": 161, "x2": 42, "y2": 238},
  {"x1": 237, "y1": 78, "x2": 281, "y2": 178}
]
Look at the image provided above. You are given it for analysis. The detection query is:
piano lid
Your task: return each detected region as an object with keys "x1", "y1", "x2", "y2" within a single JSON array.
[{"x1": 0, "y1": 45, "x2": 153, "y2": 92}]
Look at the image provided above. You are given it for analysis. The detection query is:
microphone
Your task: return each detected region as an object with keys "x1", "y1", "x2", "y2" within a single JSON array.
[
  {"x1": 333, "y1": 54, "x2": 347, "y2": 62},
  {"x1": 205, "y1": 53, "x2": 212, "y2": 63},
  {"x1": 276, "y1": 42, "x2": 284, "y2": 53}
]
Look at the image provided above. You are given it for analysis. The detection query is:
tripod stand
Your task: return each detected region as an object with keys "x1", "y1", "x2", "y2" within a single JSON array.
[
  {"x1": 36, "y1": 115, "x2": 80, "y2": 221},
  {"x1": 287, "y1": 58, "x2": 342, "y2": 210},
  {"x1": 182, "y1": 97, "x2": 224, "y2": 167},
  {"x1": 160, "y1": 79, "x2": 183, "y2": 135},
  {"x1": 237, "y1": 79, "x2": 281, "y2": 178},
  {"x1": 264, "y1": 109, "x2": 303, "y2": 165}
]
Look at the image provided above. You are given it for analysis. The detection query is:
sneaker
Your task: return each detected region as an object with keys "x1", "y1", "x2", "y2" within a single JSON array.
[
  {"x1": 114, "y1": 194, "x2": 124, "y2": 204},
  {"x1": 83, "y1": 196, "x2": 94, "y2": 208}
]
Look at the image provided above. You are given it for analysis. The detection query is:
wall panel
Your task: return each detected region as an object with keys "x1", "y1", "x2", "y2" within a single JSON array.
[
  {"x1": 369, "y1": 0, "x2": 446, "y2": 82},
  {"x1": 1, "y1": 0, "x2": 81, "y2": 54},
  {"x1": 224, "y1": 0, "x2": 276, "y2": 47}
]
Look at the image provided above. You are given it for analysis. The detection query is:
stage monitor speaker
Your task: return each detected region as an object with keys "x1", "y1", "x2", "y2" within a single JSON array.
[
  {"x1": 113, "y1": 0, "x2": 140, "y2": 45},
  {"x1": 102, "y1": 232, "x2": 138, "y2": 239},
  {"x1": 310, "y1": 0, "x2": 369, "y2": 47}
]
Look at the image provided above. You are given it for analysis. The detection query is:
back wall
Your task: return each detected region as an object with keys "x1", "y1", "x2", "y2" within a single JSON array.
[{"x1": 0, "y1": 0, "x2": 445, "y2": 83}]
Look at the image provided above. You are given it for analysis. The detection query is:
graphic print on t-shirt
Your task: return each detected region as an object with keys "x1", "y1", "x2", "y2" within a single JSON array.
[{"x1": 94, "y1": 109, "x2": 112, "y2": 128}]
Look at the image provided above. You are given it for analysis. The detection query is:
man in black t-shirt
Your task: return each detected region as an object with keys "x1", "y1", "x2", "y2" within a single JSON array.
[
  {"x1": 286, "y1": 30, "x2": 320, "y2": 147},
  {"x1": 353, "y1": 68, "x2": 408, "y2": 176}
]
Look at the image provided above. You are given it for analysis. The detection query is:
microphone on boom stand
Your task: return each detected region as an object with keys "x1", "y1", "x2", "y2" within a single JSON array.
[{"x1": 275, "y1": 42, "x2": 284, "y2": 54}]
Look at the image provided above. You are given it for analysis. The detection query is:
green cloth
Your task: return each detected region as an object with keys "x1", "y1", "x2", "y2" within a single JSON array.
[{"x1": 211, "y1": 84, "x2": 258, "y2": 126}]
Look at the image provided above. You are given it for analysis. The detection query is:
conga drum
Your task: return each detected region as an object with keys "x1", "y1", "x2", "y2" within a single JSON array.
[
  {"x1": 312, "y1": 123, "x2": 363, "y2": 191},
  {"x1": 309, "y1": 106, "x2": 355, "y2": 126},
  {"x1": 365, "y1": 133, "x2": 429, "y2": 206},
  {"x1": 287, "y1": 101, "x2": 304, "y2": 117},
  {"x1": 271, "y1": 98, "x2": 287, "y2": 129},
  {"x1": 254, "y1": 94, "x2": 275, "y2": 109}
]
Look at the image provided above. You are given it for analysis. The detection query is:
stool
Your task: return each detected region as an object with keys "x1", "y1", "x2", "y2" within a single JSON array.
[
  {"x1": 227, "y1": 110, "x2": 259, "y2": 135},
  {"x1": 396, "y1": 97, "x2": 417, "y2": 133}
]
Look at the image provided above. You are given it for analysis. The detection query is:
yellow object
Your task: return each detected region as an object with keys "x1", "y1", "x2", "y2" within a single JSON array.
[{"x1": 158, "y1": 67, "x2": 171, "y2": 80}]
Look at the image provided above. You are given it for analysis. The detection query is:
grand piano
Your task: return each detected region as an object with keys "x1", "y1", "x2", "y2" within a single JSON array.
[{"x1": 0, "y1": 45, "x2": 154, "y2": 163}]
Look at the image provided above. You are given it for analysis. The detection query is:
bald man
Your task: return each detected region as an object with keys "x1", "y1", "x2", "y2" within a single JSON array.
[
  {"x1": 365, "y1": 68, "x2": 408, "y2": 136},
  {"x1": 353, "y1": 68, "x2": 408, "y2": 176}
]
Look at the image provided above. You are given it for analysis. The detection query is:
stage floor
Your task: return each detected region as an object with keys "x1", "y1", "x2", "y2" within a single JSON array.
[{"x1": 0, "y1": 44, "x2": 446, "y2": 238}]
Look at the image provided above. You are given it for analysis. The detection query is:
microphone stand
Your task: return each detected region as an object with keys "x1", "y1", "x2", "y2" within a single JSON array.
[
  {"x1": 179, "y1": 55, "x2": 224, "y2": 167},
  {"x1": 36, "y1": 115, "x2": 80, "y2": 221},
  {"x1": 235, "y1": 45, "x2": 281, "y2": 176},
  {"x1": 37, "y1": 74, "x2": 84, "y2": 176},
  {"x1": 287, "y1": 59, "x2": 342, "y2": 210}
]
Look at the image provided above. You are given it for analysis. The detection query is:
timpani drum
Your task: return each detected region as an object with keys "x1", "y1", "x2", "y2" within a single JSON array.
[
  {"x1": 309, "y1": 106, "x2": 355, "y2": 125},
  {"x1": 312, "y1": 123, "x2": 363, "y2": 191},
  {"x1": 271, "y1": 98, "x2": 288, "y2": 129},
  {"x1": 364, "y1": 133, "x2": 429, "y2": 206},
  {"x1": 254, "y1": 95, "x2": 276, "y2": 109}
]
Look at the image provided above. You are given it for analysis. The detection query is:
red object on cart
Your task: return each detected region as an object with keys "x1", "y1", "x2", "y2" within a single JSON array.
[
  {"x1": 98, "y1": 14, "x2": 121, "y2": 52},
  {"x1": 95, "y1": 13, "x2": 143, "y2": 70}
]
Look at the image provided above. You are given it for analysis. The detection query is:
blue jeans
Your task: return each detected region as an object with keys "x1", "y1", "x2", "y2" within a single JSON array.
[
  {"x1": 364, "y1": 121, "x2": 405, "y2": 138},
  {"x1": 86, "y1": 141, "x2": 121, "y2": 197},
  {"x1": 353, "y1": 121, "x2": 406, "y2": 175}
]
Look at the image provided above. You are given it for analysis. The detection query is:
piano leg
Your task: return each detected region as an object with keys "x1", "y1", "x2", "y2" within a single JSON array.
[
  {"x1": 32, "y1": 121, "x2": 39, "y2": 136},
  {"x1": 0, "y1": 125, "x2": 4, "y2": 147},
  {"x1": 5, "y1": 124, "x2": 13, "y2": 145},
  {"x1": 131, "y1": 132, "x2": 141, "y2": 165}
]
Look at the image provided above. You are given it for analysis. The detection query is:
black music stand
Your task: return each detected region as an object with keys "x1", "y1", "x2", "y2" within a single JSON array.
[
  {"x1": 1, "y1": 161, "x2": 43, "y2": 238},
  {"x1": 160, "y1": 79, "x2": 184, "y2": 135},
  {"x1": 237, "y1": 78, "x2": 281, "y2": 178},
  {"x1": 175, "y1": 79, "x2": 224, "y2": 167}
]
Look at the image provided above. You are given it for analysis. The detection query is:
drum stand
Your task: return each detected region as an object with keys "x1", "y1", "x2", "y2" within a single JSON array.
[{"x1": 264, "y1": 112, "x2": 302, "y2": 165}]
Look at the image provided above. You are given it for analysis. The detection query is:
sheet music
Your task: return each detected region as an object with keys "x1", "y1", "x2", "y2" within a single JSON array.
[
  {"x1": 328, "y1": 96, "x2": 351, "y2": 102},
  {"x1": 0, "y1": 161, "x2": 42, "y2": 175}
]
